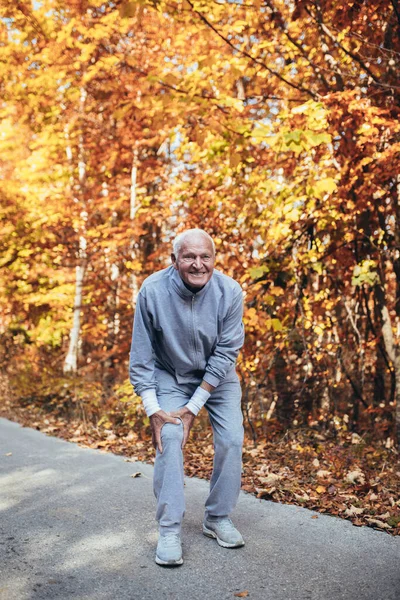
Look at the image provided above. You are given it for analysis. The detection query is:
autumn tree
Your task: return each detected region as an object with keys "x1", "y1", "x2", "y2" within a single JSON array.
[{"x1": 1, "y1": 0, "x2": 400, "y2": 445}]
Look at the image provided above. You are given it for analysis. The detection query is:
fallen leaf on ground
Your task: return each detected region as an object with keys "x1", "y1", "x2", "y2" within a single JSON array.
[
  {"x1": 294, "y1": 492, "x2": 310, "y2": 501},
  {"x1": 93, "y1": 441, "x2": 110, "y2": 448},
  {"x1": 256, "y1": 487, "x2": 276, "y2": 499},
  {"x1": 366, "y1": 518, "x2": 391, "y2": 529},
  {"x1": 5, "y1": 452, "x2": 12, "y2": 456},
  {"x1": 345, "y1": 505, "x2": 364, "y2": 517},
  {"x1": 234, "y1": 592, "x2": 249, "y2": 598},
  {"x1": 259, "y1": 473, "x2": 280, "y2": 485},
  {"x1": 339, "y1": 493, "x2": 358, "y2": 500},
  {"x1": 131, "y1": 472, "x2": 142, "y2": 478},
  {"x1": 376, "y1": 512, "x2": 391, "y2": 520},
  {"x1": 345, "y1": 470, "x2": 365, "y2": 485},
  {"x1": 42, "y1": 426, "x2": 59, "y2": 433},
  {"x1": 316, "y1": 470, "x2": 331, "y2": 478}
]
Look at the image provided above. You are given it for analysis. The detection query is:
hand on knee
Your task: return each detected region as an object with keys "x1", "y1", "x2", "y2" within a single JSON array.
[{"x1": 150, "y1": 410, "x2": 181, "y2": 453}]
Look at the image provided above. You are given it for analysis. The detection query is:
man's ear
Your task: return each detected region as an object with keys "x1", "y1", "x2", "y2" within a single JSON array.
[{"x1": 171, "y1": 253, "x2": 178, "y2": 269}]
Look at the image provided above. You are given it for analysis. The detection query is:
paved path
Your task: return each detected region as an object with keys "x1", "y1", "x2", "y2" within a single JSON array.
[{"x1": 0, "y1": 417, "x2": 399, "y2": 600}]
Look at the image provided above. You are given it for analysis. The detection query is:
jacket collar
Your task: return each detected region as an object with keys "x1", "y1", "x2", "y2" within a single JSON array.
[{"x1": 169, "y1": 265, "x2": 213, "y2": 299}]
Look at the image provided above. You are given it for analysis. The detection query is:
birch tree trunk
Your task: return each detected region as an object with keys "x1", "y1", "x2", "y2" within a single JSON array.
[
  {"x1": 63, "y1": 238, "x2": 87, "y2": 373},
  {"x1": 130, "y1": 147, "x2": 139, "y2": 305},
  {"x1": 103, "y1": 181, "x2": 121, "y2": 339},
  {"x1": 63, "y1": 87, "x2": 88, "y2": 374}
]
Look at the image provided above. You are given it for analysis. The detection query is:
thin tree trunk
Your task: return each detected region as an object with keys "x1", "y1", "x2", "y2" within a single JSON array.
[
  {"x1": 63, "y1": 87, "x2": 88, "y2": 374},
  {"x1": 130, "y1": 147, "x2": 139, "y2": 305},
  {"x1": 64, "y1": 241, "x2": 87, "y2": 373},
  {"x1": 380, "y1": 303, "x2": 400, "y2": 445},
  {"x1": 393, "y1": 174, "x2": 400, "y2": 445}
]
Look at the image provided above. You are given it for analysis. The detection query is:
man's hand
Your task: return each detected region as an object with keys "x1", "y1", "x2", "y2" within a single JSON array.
[
  {"x1": 169, "y1": 406, "x2": 196, "y2": 449},
  {"x1": 150, "y1": 410, "x2": 181, "y2": 454}
]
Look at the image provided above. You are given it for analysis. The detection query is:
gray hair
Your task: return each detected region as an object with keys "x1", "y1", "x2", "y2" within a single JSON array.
[{"x1": 172, "y1": 228, "x2": 215, "y2": 257}]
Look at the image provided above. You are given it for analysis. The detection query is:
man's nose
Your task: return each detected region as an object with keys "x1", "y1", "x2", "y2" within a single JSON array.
[{"x1": 193, "y1": 256, "x2": 202, "y2": 269}]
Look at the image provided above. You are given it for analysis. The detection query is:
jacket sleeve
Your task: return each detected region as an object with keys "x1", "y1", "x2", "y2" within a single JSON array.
[
  {"x1": 129, "y1": 289, "x2": 157, "y2": 397},
  {"x1": 203, "y1": 289, "x2": 245, "y2": 388}
]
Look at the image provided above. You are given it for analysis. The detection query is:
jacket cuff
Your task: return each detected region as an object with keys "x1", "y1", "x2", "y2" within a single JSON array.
[
  {"x1": 141, "y1": 388, "x2": 161, "y2": 417},
  {"x1": 203, "y1": 372, "x2": 220, "y2": 388}
]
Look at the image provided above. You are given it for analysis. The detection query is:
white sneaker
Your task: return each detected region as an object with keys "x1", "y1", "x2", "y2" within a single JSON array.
[
  {"x1": 155, "y1": 533, "x2": 183, "y2": 566},
  {"x1": 203, "y1": 517, "x2": 245, "y2": 548}
]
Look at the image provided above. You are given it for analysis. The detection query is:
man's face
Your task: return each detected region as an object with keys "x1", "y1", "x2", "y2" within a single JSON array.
[{"x1": 171, "y1": 234, "x2": 215, "y2": 290}]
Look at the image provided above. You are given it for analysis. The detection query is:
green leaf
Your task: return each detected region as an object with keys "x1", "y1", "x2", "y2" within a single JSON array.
[
  {"x1": 304, "y1": 132, "x2": 331, "y2": 147},
  {"x1": 249, "y1": 265, "x2": 269, "y2": 280},
  {"x1": 283, "y1": 130, "x2": 302, "y2": 146},
  {"x1": 271, "y1": 318, "x2": 283, "y2": 332}
]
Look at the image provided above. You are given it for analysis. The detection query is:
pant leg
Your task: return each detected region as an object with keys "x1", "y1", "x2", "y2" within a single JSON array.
[
  {"x1": 204, "y1": 377, "x2": 244, "y2": 519},
  {"x1": 153, "y1": 370, "x2": 194, "y2": 533}
]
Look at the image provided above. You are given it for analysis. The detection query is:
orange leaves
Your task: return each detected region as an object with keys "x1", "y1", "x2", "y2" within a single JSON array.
[{"x1": 243, "y1": 308, "x2": 259, "y2": 329}]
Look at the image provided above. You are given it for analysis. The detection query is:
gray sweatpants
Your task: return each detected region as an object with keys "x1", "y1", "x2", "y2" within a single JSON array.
[{"x1": 153, "y1": 368, "x2": 244, "y2": 534}]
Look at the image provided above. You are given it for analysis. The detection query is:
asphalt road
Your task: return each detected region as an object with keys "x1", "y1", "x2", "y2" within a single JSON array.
[{"x1": 0, "y1": 417, "x2": 399, "y2": 600}]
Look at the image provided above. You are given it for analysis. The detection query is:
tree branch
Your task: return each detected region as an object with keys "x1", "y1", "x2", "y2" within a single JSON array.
[
  {"x1": 305, "y1": 3, "x2": 381, "y2": 87},
  {"x1": 263, "y1": 0, "x2": 331, "y2": 92},
  {"x1": 184, "y1": 0, "x2": 318, "y2": 100}
]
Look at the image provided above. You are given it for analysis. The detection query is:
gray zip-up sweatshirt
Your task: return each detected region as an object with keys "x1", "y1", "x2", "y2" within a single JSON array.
[{"x1": 129, "y1": 265, "x2": 244, "y2": 399}]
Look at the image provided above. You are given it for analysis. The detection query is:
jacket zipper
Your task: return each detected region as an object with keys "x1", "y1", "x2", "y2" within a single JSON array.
[{"x1": 191, "y1": 295, "x2": 199, "y2": 370}]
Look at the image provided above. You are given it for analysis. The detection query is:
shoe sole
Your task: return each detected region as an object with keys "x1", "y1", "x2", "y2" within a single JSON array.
[
  {"x1": 202, "y1": 525, "x2": 245, "y2": 548},
  {"x1": 155, "y1": 555, "x2": 183, "y2": 566}
]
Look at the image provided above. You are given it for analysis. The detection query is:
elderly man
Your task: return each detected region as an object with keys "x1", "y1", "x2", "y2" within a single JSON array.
[{"x1": 129, "y1": 228, "x2": 245, "y2": 566}]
